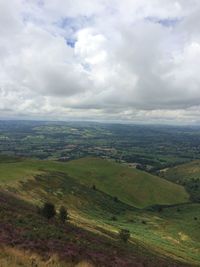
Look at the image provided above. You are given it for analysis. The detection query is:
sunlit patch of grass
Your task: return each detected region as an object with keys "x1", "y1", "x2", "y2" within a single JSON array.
[
  {"x1": 0, "y1": 157, "x2": 189, "y2": 207},
  {"x1": 75, "y1": 262, "x2": 94, "y2": 267},
  {"x1": 0, "y1": 247, "x2": 66, "y2": 267},
  {"x1": 0, "y1": 247, "x2": 95, "y2": 267}
]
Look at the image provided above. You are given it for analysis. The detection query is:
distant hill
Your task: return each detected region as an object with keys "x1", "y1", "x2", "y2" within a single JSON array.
[
  {"x1": 0, "y1": 157, "x2": 189, "y2": 208},
  {"x1": 163, "y1": 160, "x2": 200, "y2": 182},
  {"x1": 163, "y1": 160, "x2": 200, "y2": 202}
]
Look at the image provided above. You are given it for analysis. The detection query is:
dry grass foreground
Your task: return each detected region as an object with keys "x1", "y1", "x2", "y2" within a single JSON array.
[{"x1": 0, "y1": 246, "x2": 94, "y2": 267}]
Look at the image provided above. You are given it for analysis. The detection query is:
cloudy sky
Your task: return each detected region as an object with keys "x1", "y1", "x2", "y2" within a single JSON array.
[{"x1": 1, "y1": 0, "x2": 200, "y2": 124}]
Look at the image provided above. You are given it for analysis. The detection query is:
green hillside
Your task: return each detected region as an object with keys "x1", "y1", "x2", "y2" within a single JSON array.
[
  {"x1": 163, "y1": 160, "x2": 200, "y2": 202},
  {"x1": 163, "y1": 160, "x2": 200, "y2": 182},
  {"x1": 0, "y1": 156, "x2": 199, "y2": 265},
  {"x1": 64, "y1": 158, "x2": 189, "y2": 207},
  {"x1": 0, "y1": 157, "x2": 189, "y2": 208}
]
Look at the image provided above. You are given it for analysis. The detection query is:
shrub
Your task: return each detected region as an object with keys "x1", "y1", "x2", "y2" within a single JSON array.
[
  {"x1": 113, "y1": 196, "x2": 119, "y2": 202},
  {"x1": 36, "y1": 205, "x2": 42, "y2": 215},
  {"x1": 92, "y1": 184, "x2": 96, "y2": 190},
  {"x1": 157, "y1": 206, "x2": 163, "y2": 212},
  {"x1": 41, "y1": 202, "x2": 56, "y2": 220},
  {"x1": 119, "y1": 229, "x2": 130, "y2": 243},
  {"x1": 111, "y1": 216, "x2": 117, "y2": 221},
  {"x1": 59, "y1": 206, "x2": 68, "y2": 223}
]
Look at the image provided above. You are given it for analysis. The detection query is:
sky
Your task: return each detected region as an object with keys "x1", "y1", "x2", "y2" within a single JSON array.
[{"x1": 1, "y1": 0, "x2": 200, "y2": 124}]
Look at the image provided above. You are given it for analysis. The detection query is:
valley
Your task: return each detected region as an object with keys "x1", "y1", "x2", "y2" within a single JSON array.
[{"x1": 1, "y1": 121, "x2": 200, "y2": 266}]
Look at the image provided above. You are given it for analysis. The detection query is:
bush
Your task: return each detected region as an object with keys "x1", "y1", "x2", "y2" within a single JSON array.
[
  {"x1": 157, "y1": 206, "x2": 163, "y2": 212},
  {"x1": 111, "y1": 216, "x2": 117, "y2": 221},
  {"x1": 92, "y1": 184, "x2": 96, "y2": 190},
  {"x1": 36, "y1": 205, "x2": 42, "y2": 215},
  {"x1": 59, "y1": 206, "x2": 68, "y2": 223},
  {"x1": 113, "y1": 196, "x2": 119, "y2": 202},
  {"x1": 41, "y1": 202, "x2": 56, "y2": 220},
  {"x1": 119, "y1": 229, "x2": 130, "y2": 243}
]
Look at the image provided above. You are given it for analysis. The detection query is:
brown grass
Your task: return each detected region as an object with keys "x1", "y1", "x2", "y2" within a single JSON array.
[{"x1": 0, "y1": 247, "x2": 95, "y2": 267}]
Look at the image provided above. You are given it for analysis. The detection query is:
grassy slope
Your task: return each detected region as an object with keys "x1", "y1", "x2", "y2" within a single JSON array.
[
  {"x1": 0, "y1": 157, "x2": 199, "y2": 265},
  {"x1": 0, "y1": 157, "x2": 189, "y2": 208},
  {"x1": 2, "y1": 169, "x2": 199, "y2": 265},
  {"x1": 64, "y1": 158, "x2": 189, "y2": 207},
  {"x1": 0, "y1": 189, "x2": 196, "y2": 267},
  {"x1": 163, "y1": 160, "x2": 200, "y2": 182},
  {"x1": 112, "y1": 204, "x2": 200, "y2": 265},
  {"x1": 0, "y1": 246, "x2": 78, "y2": 267},
  {"x1": 0, "y1": 191, "x2": 143, "y2": 267}
]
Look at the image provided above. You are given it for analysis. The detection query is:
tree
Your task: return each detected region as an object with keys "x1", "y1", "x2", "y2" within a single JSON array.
[
  {"x1": 41, "y1": 202, "x2": 56, "y2": 220},
  {"x1": 59, "y1": 206, "x2": 68, "y2": 223},
  {"x1": 92, "y1": 184, "x2": 96, "y2": 190},
  {"x1": 113, "y1": 196, "x2": 119, "y2": 202},
  {"x1": 111, "y1": 216, "x2": 117, "y2": 221},
  {"x1": 119, "y1": 229, "x2": 130, "y2": 243}
]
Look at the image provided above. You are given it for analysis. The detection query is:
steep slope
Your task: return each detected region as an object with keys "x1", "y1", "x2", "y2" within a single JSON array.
[
  {"x1": 163, "y1": 160, "x2": 200, "y2": 182},
  {"x1": 0, "y1": 190, "x2": 142, "y2": 267},
  {"x1": 0, "y1": 156, "x2": 199, "y2": 266},
  {"x1": 0, "y1": 157, "x2": 189, "y2": 208},
  {"x1": 162, "y1": 160, "x2": 200, "y2": 202},
  {"x1": 64, "y1": 158, "x2": 189, "y2": 208}
]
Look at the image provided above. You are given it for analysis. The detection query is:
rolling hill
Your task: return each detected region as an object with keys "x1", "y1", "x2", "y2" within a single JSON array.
[
  {"x1": 0, "y1": 157, "x2": 189, "y2": 208},
  {"x1": 162, "y1": 160, "x2": 200, "y2": 182},
  {"x1": 162, "y1": 160, "x2": 200, "y2": 203},
  {"x1": 0, "y1": 156, "x2": 199, "y2": 266}
]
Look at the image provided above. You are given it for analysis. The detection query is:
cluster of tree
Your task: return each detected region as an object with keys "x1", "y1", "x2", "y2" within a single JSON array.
[
  {"x1": 39, "y1": 202, "x2": 69, "y2": 223},
  {"x1": 39, "y1": 203, "x2": 131, "y2": 243}
]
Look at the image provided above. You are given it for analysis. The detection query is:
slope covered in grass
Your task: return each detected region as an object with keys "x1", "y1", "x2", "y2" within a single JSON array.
[
  {"x1": 0, "y1": 157, "x2": 188, "y2": 208},
  {"x1": 163, "y1": 160, "x2": 200, "y2": 182},
  {"x1": 162, "y1": 160, "x2": 200, "y2": 202},
  {"x1": 109, "y1": 203, "x2": 200, "y2": 265},
  {"x1": 0, "y1": 156, "x2": 199, "y2": 266},
  {"x1": 0, "y1": 189, "x2": 195, "y2": 267},
  {"x1": 64, "y1": 158, "x2": 189, "y2": 208},
  {"x1": 0, "y1": 191, "x2": 141, "y2": 267}
]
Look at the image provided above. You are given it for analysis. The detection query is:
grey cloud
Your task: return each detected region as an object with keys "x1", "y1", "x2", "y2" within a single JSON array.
[{"x1": 1, "y1": 0, "x2": 200, "y2": 123}]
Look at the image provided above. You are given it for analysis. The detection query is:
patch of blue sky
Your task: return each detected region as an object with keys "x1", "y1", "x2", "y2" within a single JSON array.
[
  {"x1": 66, "y1": 38, "x2": 76, "y2": 48},
  {"x1": 57, "y1": 15, "x2": 94, "y2": 31},
  {"x1": 56, "y1": 15, "x2": 94, "y2": 48},
  {"x1": 81, "y1": 63, "x2": 91, "y2": 72},
  {"x1": 145, "y1": 16, "x2": 182, "y2": 27}
]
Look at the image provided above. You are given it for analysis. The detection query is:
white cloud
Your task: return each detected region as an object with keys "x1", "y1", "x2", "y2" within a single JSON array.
[{"x1": 0, "y1": 0, "x2": 200, "y2": 123}]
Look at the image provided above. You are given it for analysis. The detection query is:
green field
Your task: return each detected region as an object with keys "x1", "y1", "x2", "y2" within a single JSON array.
[
  {"x1": 0, "y1": 157, "x2": 199, "y2": 266},
  {"x1": 0, "y1": 157, "x2": 189, "y2": 208},
  {"x1": 163, "y1": 160, "x2": 200, "y2": 182},
  {"x1": 162, "y1": 160, "x2": 200, "y2": 203}
]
